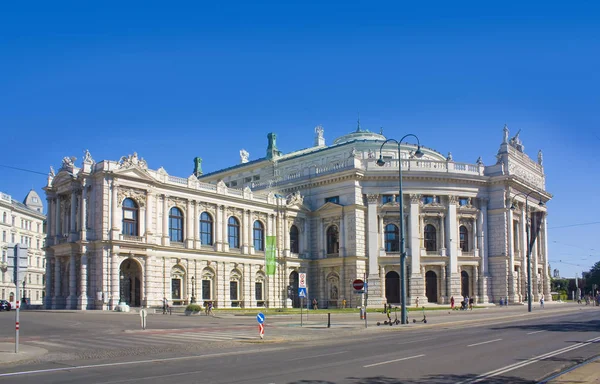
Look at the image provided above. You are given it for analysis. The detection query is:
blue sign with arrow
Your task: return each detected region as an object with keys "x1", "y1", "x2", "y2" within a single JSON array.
[
  {"x1": 298, "y1": 287, "x2": 307, "y2": 298},
  {"x1": 256, "y1": 312, "x2": 265, "y2": 324}
]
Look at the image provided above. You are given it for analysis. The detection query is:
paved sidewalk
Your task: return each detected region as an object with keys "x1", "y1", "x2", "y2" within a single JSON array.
[
  {"x1": 0, "y1": 342, "x2": 46, "y2": 365},
  {"x1": 545, "y1": 357, "x2": 600, "y2": 383}
]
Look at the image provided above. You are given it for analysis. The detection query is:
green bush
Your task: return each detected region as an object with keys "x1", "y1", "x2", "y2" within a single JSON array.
[{"x1": 186, "y1": 304, "x2": 202, "y2": 312}]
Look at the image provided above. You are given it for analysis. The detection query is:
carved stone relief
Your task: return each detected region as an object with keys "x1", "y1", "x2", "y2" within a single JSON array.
[{"x1": 117, "y1": 187, "x2": 147, "y2": 207}]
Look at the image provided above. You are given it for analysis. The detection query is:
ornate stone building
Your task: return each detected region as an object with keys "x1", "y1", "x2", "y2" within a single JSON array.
[
  {"x1": 44, "y1": 125, "x2": 551, "y2": 310},
  {"x1": 0, "y1": 190, "x2": 46, "y2": 305}
]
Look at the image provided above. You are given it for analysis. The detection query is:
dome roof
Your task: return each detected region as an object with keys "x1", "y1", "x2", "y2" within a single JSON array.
[
  {"x1": 333, "y1": 128, "x2": 386, "y2": 145},
  {"x1": 23, "y1": 189, "x2": 43, "y2": 213}
]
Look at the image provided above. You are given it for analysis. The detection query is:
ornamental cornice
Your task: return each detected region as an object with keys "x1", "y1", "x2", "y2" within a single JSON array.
[{"x1": 168, "y1": 196, "x2": 186, "y2": 208}]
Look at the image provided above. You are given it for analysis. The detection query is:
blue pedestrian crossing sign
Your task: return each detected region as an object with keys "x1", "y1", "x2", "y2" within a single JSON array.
[
  {"x1": 298, "y1": 287, "x2": 307, "y2": 298},
  {"x1": 256, "y1": 312, "x2": 265, "y2": 324}
]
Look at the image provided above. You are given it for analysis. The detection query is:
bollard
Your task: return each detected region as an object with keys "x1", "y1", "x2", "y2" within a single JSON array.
[{"x1": 327, "y1": 313, "x2": 331, "y2": 328}]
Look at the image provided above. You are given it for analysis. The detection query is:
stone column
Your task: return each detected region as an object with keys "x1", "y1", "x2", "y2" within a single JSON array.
[
  {"x1": 472, "y1": 217, "x2": 478, "y2": 256},
  {"x1": 378, "y1": 215, "x2": 385, "y2": 251},
  {"x1": 283, "y1": 214, "x2": 290, "y2": 257},
  {"x1": 52, "y1": 257, "x2": 61, "y2": 309},
  {"x1": 78, "y1": 253, "x2": 88, "y2": 310},
  {"x1": 543, "y1": 214, "x2": 551, "y2": 301},
  {"x1": 319, "y1": 219, "x2": 324, "y2": 258},
  {"x1": 111, "y1": 181, "x2": 119, "y2": 238},
  {"x1": 67, "y1": 253, "x2": 76, "y2": 309},
  {"x1": 507, "y1": 207, "x2": 515, "y2": 301},
  {"x1": 408, "y1": 195, "x2": 423, "y2": 303},
  {"x1": 144, "y1": 256, "x2": 151, "y2": 307},
  {"x1": 80, "y1": 187, "x2": 87, "y2": 240},
  {"x1": 531, "y1": 217, "x2": 539, "y2": 301},
  {"x1": 70, "y1": 190, "x2": 77, "y2": 234},
  {"x1": 111, "y1": 252, "x2": 119, "y2": 309},
  {"x1": 521, "y1": 207, "x2": 527, "y2": 300},
  {"x1": 242, "y1": 209, "x2": 249, "y2": 254},
  {"x1": 366, "y1": 194, "x2": 383, "y2": 306},
  {"x1": 222, "y1": 207, "x2": 229, "y2": 252},
  {"x1": 215, "y1": 205, "x2": 223, "y2": 252},
  {"x1": 45, "y1": 256, "x2": 53, "y2": 309},
  {"x1": 162, "y1": 195, "x2": 169, "y2": 246},
  {"x1": 186, "y1": 200, "x2": 193, "y2": 248},
  {"x1": 55, "y1": 197, "x2": 61, "y2": 238},
  {"x1": 194, "y1": 202, "x2": 200, "y2": 248},
  {"x1": 146, "y1": 192, "x2": 153, "y2": 237},
  {"x1": 339, "y1": 210, "x2": 346, "y2": 257},
  {"x1": 479, "y1": 198, "x2": 490, "y2": 303},
  {"x1": 439, "y1": 213, "x2": 446, "y2": 256},
  {"x1": 447, "y1": 196, "x2": 459, "y2": 298},
  {"x1": 47, "y1": 197, "x2": 55, "y2": 237},
  {"x1": 474, "y1": 265, "x2": 480, "y2": 302}
]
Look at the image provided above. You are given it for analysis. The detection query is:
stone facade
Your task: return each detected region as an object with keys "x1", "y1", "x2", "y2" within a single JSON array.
[
  {"x1": 44, "y1": 126, "x2": 552, "y2": 310},
  {"x1": 0, "y1": 190, "x2": 46, "y2": 305}
]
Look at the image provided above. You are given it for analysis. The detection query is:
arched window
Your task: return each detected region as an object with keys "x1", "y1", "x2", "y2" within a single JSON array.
[
  {"x1": 253, "y1": 220, "x2": 264, "y2": 251},
  {"x1": 122, "y1": 198, "x2": 139, "y2": 236},
  {"x1": 326, "y1": 225, "x2": 339, "y2": 254},
  {"x1": 169, "y1": 207, "x2": 184, "y2": 242},
  {"x1": 199, "y1": 212, "x2": 213, "y2": 246},
  {"x1": 290, "y1": 225, "x2": 299, "y2": 254},
  {"x1": 384, "y1": 224, "x2": 399, "y2": 252},
  {"x1": 424, "y1": 224, "x2": 437, "y2": 251},
  {"x1": 228, "y1": 216, "x2": 240, "y2": 249},
  {"x1": 459, "y1": 225, "x2": 469, "y2": 252}
]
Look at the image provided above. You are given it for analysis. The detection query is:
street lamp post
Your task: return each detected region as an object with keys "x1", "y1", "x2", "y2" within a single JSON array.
[
  {"x1": 510, "y1": 191, "x2": 544, "y2": 312},
  {"x1": 191, "y1": 276, "x2": 196, "y2": 304},
  {"x1": 377, "y1": 134, "x2": 423, "y2": 324}
]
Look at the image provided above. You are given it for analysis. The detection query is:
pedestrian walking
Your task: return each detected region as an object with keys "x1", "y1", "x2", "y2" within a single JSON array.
[
  {"x1": 208, "y1": 301, "x2": 214, "y2": 316},
  {"x1": 450, "y1": 296, "x2": 455, "y2": 310},
  {"x1": 162, "y1": 297, "x2": 169, "y2": 315},
  {"x1": 469, "y1": 296, "x2": 474, "y2": 310},
  {"x1": 540, "y1": 295, "x2": 544, "y2": 308},
  {"x1": 312, "y1": 298, "x2": 318, "y2": 310},
  {"x1": 415, "y1": 296, "x2": 420, "y2": 308}
]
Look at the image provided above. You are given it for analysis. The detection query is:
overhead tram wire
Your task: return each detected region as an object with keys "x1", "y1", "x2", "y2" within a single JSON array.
[
  {"x1": 549, "y1": 221, "x2": 600, "y2": 229},
  {"x1": 0, "y1": 164, "x2": 48, "y2": 176}
]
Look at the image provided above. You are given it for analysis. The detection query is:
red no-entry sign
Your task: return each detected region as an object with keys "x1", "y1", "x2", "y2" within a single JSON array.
[{"x1": 353, "y1": 279, "x2": 364, "y2": 290}]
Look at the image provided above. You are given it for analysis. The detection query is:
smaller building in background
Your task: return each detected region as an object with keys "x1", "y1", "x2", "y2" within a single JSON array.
[{"x1": 0, "y1": 190, "x2": 46, "y2": 305}]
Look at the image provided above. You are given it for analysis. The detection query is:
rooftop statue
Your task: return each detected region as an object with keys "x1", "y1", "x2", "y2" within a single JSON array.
[
  {"x1": 509, "y1": 129, "x2": 525, "y2": 152},
  {"x1": 193, "y1": 157, "x2": 203, "y2": 176},
  {"x1": 240, "y1": 149, "x2": 249, "y2": 164},
  {"x1": 119, "y1": 152, "x2": 148, "y2": 169},
  {"x1": 503, "y1": 124, "x2": 509, "y2": 144},
  {"x1": 538, "y1": 150, "x2": 543, "y2": 166},
  {"x1": 83, "y1": 149, "x2": 94, "y2": 164}
]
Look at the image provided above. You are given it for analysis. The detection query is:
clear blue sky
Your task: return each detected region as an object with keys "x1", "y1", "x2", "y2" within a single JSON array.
[{"x1": 1, "y1": 1, "x2": 598, "y2": 278}]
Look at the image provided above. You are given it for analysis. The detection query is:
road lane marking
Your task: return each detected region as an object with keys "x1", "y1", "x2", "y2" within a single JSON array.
[
  {"x1": 0, "y1": 347, "x2": 286, "y2": 378},
  {"x1": 95, "y1": 369, "x2": 204, "y2": 384},
  {"x1": 526, "y1": 330, "x2": 546, "y2": 335},
  {"x1": 398, "y1": 337, "x2": 435, "y2": 345},
  {"x1": 288, "y1": 351, "x2": 349, "y2": 361},
  {"x1": 467, "y1": 338, "x2": 502, "y2": 347},
  {"x1": 457, "y1": 335, "x2": 600, "y2": 384},
  {"x1": 363, "y1": 354, "x2": 425, "y2": 368}
]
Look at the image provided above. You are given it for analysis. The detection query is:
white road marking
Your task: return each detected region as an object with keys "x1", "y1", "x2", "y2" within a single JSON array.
[
  {"x1": 467, "y1": 338, "x2": 502, "y2": 347},
  {"x1": 398, "y1": 337, "x2": 435, "y2": 345},
  {"x1": 0, "y1": 347, "x2": 286, "y2": 378},
  {"x1": 363, "y1": 354, "x2": 425, "y2": 368},
  {"x1": 457, "y1": 335, "x2": 600, "y2": 384},
  {"x1": 95, "y1": 369, "x2": 204, "y2": 384},
  {"x1": 288, "y1": 351, "x2": 349, "y2": 361},
  {"x1": 526, "y1": 330, "x2": 546, "y2": 335}
]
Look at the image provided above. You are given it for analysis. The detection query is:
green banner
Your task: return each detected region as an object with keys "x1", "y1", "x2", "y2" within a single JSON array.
[{"x1": 265, "y1": 236, "x2": 277, "y2": 276}]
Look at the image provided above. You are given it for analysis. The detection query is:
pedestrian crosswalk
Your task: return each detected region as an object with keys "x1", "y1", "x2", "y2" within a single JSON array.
[{"x1": 25, "y1": 330, "x2": 259, "y2": 352}]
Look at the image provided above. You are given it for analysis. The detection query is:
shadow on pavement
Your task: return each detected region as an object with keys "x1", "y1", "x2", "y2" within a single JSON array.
[
  {"x1": 490, "y1": 319, "x2": 600, "y2": 333},
  {"x1": 287, "y1": 375, "x2": 536, "y2": 383}
]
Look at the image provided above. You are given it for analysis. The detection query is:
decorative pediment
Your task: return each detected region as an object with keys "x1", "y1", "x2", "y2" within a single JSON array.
[
  {"x1": 112, "y1": 166, "x2": 156, "y2": 182},
  {"x1": 117, "y1": 187, "x2": 147, "y2": 207},
  {"x1": 118, "y1": 152, "x2": 148, "y2": 170},
  {"x1": 316, "y1": 202, "x2": 342, "y2": 212}
]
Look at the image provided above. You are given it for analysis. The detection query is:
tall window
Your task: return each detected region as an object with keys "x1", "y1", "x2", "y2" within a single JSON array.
[
  {"x1": 169, "y1": 207, "x2": 184, "y2": 242},
  {"x1": 326, "y1": 225, "x2": 339, "y2": 254},
  {"x1": 253, "y1": 221, "x2": 264, "y2": 251},
  {"x1": 230, "y1": 281, "x2": 239, "y2": 301},
  {"x1": 290, "y1": 225, "x2": 299, "y2": 253},
  {"x1": 2, "y1": 212, "x2": 5, "y2": 223},
  {"x1": 424, "y1": 224, "x2": 437, "y2": 251},
  {"x1": 122, "y1": 198, "x2": 139, "y2": 236},
  {"x1": 385, "y1": 224, "x2": 400, "y2": 252},
  {"x1": 228, "y1": 216, "x2": 240, "y2": 248},
  {"x1": 199, "y1": 212, "x2": 213, "y2": 246},
  {"x1": 459, "y1": 225, "x2": 469, "y2": 252},
  {"x1": 2, "y1": 231, "x2": 5, "y2": 242}
]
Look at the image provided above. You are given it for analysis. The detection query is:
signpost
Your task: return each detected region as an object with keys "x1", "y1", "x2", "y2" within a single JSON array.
[
  {"x1": 256, "y1": 312, "x2": 265, "y2": 339},
  {"x1": 299, "y1": 273, "x2": 307, "y2": 326},
  {"x1": 353, "y1": 279, "x2": 364, "y2": 291},
  {"x1": 7, "y1": 244, "x2": 28, "y2": 353}
]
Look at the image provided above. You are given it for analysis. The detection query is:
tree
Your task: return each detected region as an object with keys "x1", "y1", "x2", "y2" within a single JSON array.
[{"x1": 583, "y1": 261, "x2": 600, "y2": 294}]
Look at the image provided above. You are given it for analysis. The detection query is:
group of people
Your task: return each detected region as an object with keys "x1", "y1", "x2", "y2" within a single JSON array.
[
  {"x1": 450, "y1": 295, "x2": 474, "y2": 310},
  {"x1": 162, "y1": 297, "x2": 214, "y2": 316}
]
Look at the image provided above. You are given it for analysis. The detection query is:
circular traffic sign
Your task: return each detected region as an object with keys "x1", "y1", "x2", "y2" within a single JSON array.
[
  {"x1": 256, "y1": 312, "x2": 265, "y2": 324},
  {"x1": 353, "y1": 279, "x2": 364, "y2": 290}
]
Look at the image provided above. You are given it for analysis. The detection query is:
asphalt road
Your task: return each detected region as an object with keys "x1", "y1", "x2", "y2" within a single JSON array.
[{"x1": 0, "y1": 306, "x2": 598, "y2": 383}]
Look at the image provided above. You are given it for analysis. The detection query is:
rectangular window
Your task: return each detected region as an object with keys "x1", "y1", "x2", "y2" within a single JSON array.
[
  {"x1": 230, "y1": 180, "x2": 238, "y2": 187},
  {"x1": 255, "y1": 282, "x2": 263, "y2": 301},
  {"x1": 202, "y1": 280, "x2": 211, "y2": 300},
  {"x1": 244, "y1": 177, "x2": 252, "y2": 183},
  {"x1": 2, "y1": 231, "x2": 5, "y2": 242},
  {"x1": 230, "y1": 281, "x2": 238, "y2": 301},
  {"x1": 325, "y1": 196, "x2": 340, "y2": 204},
  {"x1": 37, "y1": 240, "x2": 40, "y2": 249},
  {"x1": 171, "y1": 279, "x2": 181, "y2": 300},
  {"x1": 11, "y1": 234, "x2": 15, "y2": 243},
  {"x1": 37, "y1": 223, "x2": 41, "y2": 233},
  {"x1": 253, "y1": 175, "x2": 260, "y2": 181},
  {"x1": 459, "y1": 197, "x2": 469, "y2": 206}
]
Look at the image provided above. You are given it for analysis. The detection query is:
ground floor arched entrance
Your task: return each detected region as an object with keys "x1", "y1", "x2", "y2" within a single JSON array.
[
  {"x1": 461, "y1": 270, "x2": 470, "y2": 297},
  {"x1": 120, "y1": 259, "x2": 142, "y2": 307},
  {"x1": 385, "y1": 271, "x2": 400, "y2": 304},
  {"x1": 289, "y1": 271, "x2": 300, "y2": 308},
  {"x1": 425, "y1": 271, "x2": 438, "y2": 303}
]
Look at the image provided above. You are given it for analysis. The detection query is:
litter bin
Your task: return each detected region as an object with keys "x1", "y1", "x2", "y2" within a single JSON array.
[{"x1": 360, "y1": 307, "x2": 365, "y2": 320}]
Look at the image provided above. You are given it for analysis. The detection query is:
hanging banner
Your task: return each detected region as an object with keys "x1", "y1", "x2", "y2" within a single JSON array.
[
  {"x1": 265, "y1": 236, "x2": 277, "y2": 276},
  {"x1": 528, "y1": 211, "x2": 544, "y2": 250}
]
